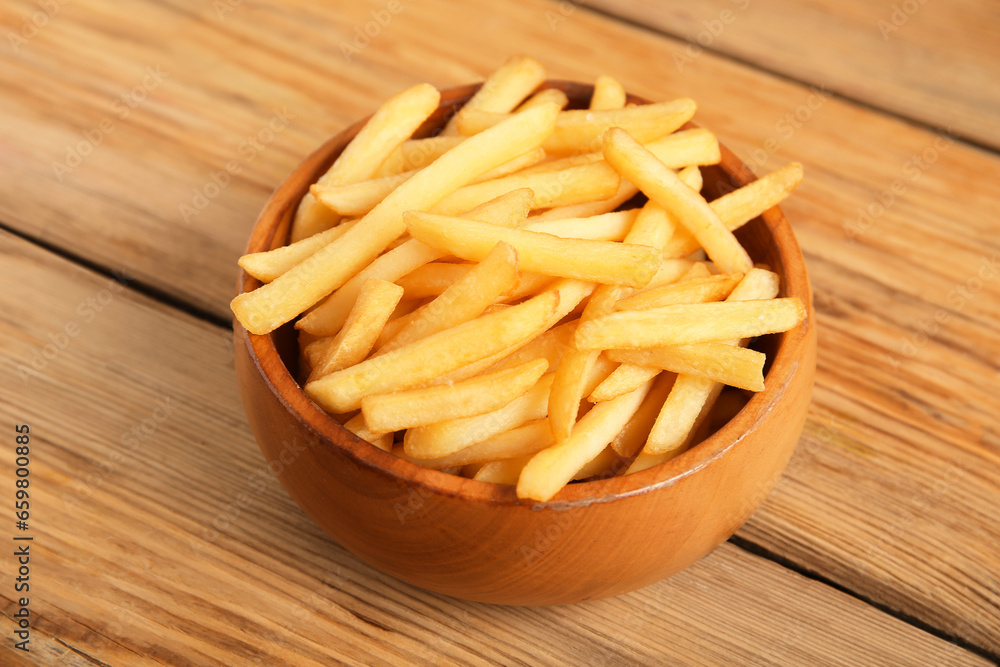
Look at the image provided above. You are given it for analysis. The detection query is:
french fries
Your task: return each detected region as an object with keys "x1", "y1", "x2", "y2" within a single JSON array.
[{"x1": 233, "y1": 56, "x2": 807, "y2": 502}]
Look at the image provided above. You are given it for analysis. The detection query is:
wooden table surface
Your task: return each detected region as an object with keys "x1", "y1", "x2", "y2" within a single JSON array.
[{"x1": 1, "y1": 0, "x2": 998, "y2": 664}]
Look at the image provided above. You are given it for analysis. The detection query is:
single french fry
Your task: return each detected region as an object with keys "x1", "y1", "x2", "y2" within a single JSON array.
[
  {"x1": 305, "y1": 290, "x2": 559, "y2": 413},
  {"x1": 432, "y1": 161, "x2": 621, "y2": 216},
  {"x1": 590, "y1": 74, "x2": 627, "y2": 111},
  {"x1": 575, "y1": 298, "x2": 805, "y2": 349},
  {"x1": 516, "y1": 87, "x2": 569, "y2": 112},
  {"x1": 519, "y1": 129, "x2": 719, "y2": 178},
  {"x1": 396, "y1": 262, "x2": 474, "y2": 300},
  {"x1": 571, "y1": 446, "x2": 625, "y2": 480},
  {"x1": 458, "y1": 98, "x2": 697, "y2": 154},
  {"x1": 604, "y1": 127, "x2": 752, "y2": 274},
  {"x1": 662, "y1": 162, "x2": 804, "y2": 258},
  {"x1": 474, "y1": 456, "x2": 534, "y2": 484},
  {"x1": 343, "y1": 413, "x2": 393, "y2": 452},
  {"x1": 309, "y1": 279, "x2": 404, "y2": 381},
  {"x1": 231, "y1": 103, "x2": 559, "y2": 335},
  {"x1": 316, "y1": 148, "x2": 547, "y2": 217},
  {"x1": 647, "y1": 259, "x2": 700, "y2": 288},
  {"x1": 291, "y1": 83, "x2": 441, "y2": 242},
  {"x1": 523, "y1": 209, "x2": 640, "y2": 242},
  {"x1": 395, "y1": 419, "x2": 554, "y2": 469},
  {"x1": 239, "y1": 219, "x2": 359, "y2": 283},
  {"x1": 501, "y1": 271, "x2": 557, "y2": 302},
  {"x1": 527, "y1": 179, "x2": 640, "y2": 222},
  {"x1": 606, "y1": 344, "x2": 766, "y2": 392},
  {"x1": 379, "y1": 241, "x2": 520, "y2": 353},
  {"x1": 404, "y1": 212, "x2": 661, "y2": 287},
  {"x1": 589, "y1": 364, "x2": 660, "y2": 403},
  {"x1": 297, "y1": 188, "x2": 533, "y2": 336},
  {"x1": 374, "y1": 136, "x2": 465, "y2": 178},
  {"x1": 517, "y1": 379, "x2": 654, "y2": 502},
  {"x1": 442, "y1": 54, "x2": 547, "y2": 135},
  {"x1": 362, "y1": 358, "x2": 548, "y2": 433},
  {"x1": 610, "y1": 373, "x2": 676, "y2": 456},
  {"x1": 614, "y1": 273, "x2": 744, "y2": 311}
]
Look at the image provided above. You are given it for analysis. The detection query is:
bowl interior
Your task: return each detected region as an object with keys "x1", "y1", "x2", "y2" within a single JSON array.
[{"x1": 240, "y1": 81, "x2": 812, "y2": 508}]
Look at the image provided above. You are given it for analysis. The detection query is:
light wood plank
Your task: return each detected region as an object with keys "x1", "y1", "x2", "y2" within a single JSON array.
[
  {"x1": 1, "y1": 0, "x2": 998, "y2": 653},
  {"x1": 0, "y1": 232, "x2": 988, "y2": 665},
  {"x1": 581, "y1": 0, "x2": 1000, "y2": 149}
]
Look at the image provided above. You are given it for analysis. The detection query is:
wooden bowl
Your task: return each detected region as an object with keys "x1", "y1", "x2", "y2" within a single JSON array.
[{"x1": 234, "y1": 82, "x2": 816, "y2": 605}]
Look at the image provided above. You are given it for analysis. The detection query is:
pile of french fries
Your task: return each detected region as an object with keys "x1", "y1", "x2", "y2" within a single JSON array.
[{"x1": 232, "y1": 55, "x2": 806, "y2": 502}]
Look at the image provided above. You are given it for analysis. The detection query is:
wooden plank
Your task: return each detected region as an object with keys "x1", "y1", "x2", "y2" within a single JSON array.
[
  {"x1": 580, "y1": 0, "x2": 1000, "y2": 149},
  {"x1": 0, "y1": 231, "x2": 988, "y2": 666},
  {"x1": 0, "y1": 0, "x2": 998, "y2": 653}
]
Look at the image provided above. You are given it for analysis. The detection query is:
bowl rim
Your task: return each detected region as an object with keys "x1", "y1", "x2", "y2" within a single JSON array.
[{"x1": 236, "y1": 80, "x2": 813, "y2": 510}]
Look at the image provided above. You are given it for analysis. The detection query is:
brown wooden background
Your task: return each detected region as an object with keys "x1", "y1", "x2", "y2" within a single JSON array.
[{"x1": 1, "y1": 0, "x2": 997, "y2": 664}]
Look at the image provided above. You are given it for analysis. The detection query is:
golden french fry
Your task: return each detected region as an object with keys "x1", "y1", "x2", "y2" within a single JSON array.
[
  {"x1": 523, "y1": 209, "x2": 640, "y2": 242},
  {"x1": 239, "y1": 219, "x2": 359, "y2": 283},
  {"x1": 305, "y1": 290, "x2": 559, "y2": 413},
  {"x1": 374, "y1": 136, "x2": 465, "y2": 177},
  {"x1": 309, "y1": 278, "x2": 404, "y2": 381},
  {"x1": 395, "y1": 419, "x2": 554, "y2": 469},
  {"x1": 442, "y1": 54, "x2": 547, "y2": 135},
  {"x1": 362, "y1": 358, "x2": 548, "y2": 433},
  {"x1": 590, "y1": 74, "x2": 627, "y2": 110},
  {"x1": 343, "y1": 413, "x2": 393, "y2": 452},
  {"x1": 316, "y1": 148, "x2": 547, "y2": 217},
  {"x1": 432, "y1": 161, "x2": 621, "y2": 216},
  {"x1": 473, "y1": 456, "x2": 534, "y2": 484},
  {"x1": 606, "y1": 344, "x2": 766, "y2": 392},
  {"x1": 379, "y1": 241, "x2": 520, "y2": 353},
  {"x1": 231, "y1": 103, "x2": 559, "y2": 335},
  {"x1": 588, "y1": 363, "x2": 660, "y2": 403},
  {"x1": 396, "y1": 262, "x2": 474, "y2": 300},
  {"x1": 519, "y1": 129, "x2": 719, "y2": 178},
  {"x1": 517, "y1": 379, "x2": 654, "y2": 502},
  {"x1": 527, "y1": 179, "x2": 640, "y2": 222},
  {"x1": 614, "y1": 273, "x2": 744, "y2": 311},
  {"x1": 575, "y1": 298, "x2": 805, "y2": 349},
  {"x1": 516, "y1": 87, "x2": 569, "y2": 112},
  {"x1": 604, "y1": 127, "x2": 752, "y2": 274},
  {"x1": 404, "y1": 212, "x2": 661, "y2": 287},
  {"x1": 458, "y1": 98, "x2": 697, "y2": 154},
  {"x1": 610, "y1": 373, "x2": 676, "y2": 456},
  {"x1": 297, "y1": 188, "x2": 533, "y2": 336},
  {"x1": 662, "y1": 162, "x2": 804, "y2": 258},
  {"x1": 291, "y1": 83, "x2": 441, "y2": 242},
  {"x1": 646, "y1": 259, "x2": 700, "y2": 288},
  {"x1": 571, "y1": 446, "x2": 626, "y2": 480}
]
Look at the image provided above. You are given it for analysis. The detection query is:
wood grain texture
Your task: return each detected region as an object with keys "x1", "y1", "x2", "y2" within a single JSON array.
[
  {"x1": 0, "y1": 0, "x2": 998, "y2": 657},
  {"x1": 0, "y1": 229, "x2": 987, "y2": 666},
  {"x1": 581, "y1": 0, "x2": 1000, "y2": 149}
]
